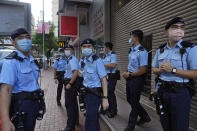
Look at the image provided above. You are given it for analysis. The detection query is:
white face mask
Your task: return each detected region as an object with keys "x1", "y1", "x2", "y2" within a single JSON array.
[
  {"x1": 65, "y1": 50, "x2": 71, "y2": 57},
  {"x1": 168, "y1": 29, "x2": 184, "y2": 42}
]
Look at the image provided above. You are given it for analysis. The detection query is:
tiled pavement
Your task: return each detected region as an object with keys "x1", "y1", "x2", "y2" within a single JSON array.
[{"x1": 35, "y1": 69, "x2": 109, "y2": 131}]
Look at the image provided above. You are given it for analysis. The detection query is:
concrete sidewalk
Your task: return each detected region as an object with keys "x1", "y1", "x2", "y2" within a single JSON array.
[
  {"x1": 35, "y1": 69, "x2": 109, "y2": 131},
  {"x1": 100, "y1": 93, "x2": 163, "y2": 131}
]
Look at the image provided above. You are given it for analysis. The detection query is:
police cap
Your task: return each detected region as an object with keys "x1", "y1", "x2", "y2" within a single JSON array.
[
  {"x1": 11, "y1": 28, "x2": 29, "y2": 40},
  {"x1": 81, "y1": 38, "x2": 95, "y2": 46},
  {"x1": 165, "y1": 17, "x2": 185, "y2": 30},
  {"x1": 64, "y1": 44, "x2": 74, "y2": 50}
]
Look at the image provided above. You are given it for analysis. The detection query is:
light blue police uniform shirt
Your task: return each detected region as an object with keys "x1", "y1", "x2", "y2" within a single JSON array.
[
  {"x1": 0, "y1": 50, "x2": 40, "y2": 93},
  {"x1": 64, "y1": 55, "x2": 79, "y2": 79},
  {"x1": 102, "y1": 51, "x2": 117, "y2": 73},
  {"x1": 79, "y1": 54, "x2": 107, "y2": 88},
  {"x1": 152, "y1": 39, "x2": 197, "y2": 82},
  {"x1": 52, "y1": 57, "x2": 67, "y2": 71},
  {"x1": 128, "y1": 44, "x2": 148, "y2": 72}
]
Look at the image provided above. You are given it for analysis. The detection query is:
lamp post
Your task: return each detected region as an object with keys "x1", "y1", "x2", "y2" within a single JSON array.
[{"x1": 42, "y1": 0, "x2": 45, "y2": 69}]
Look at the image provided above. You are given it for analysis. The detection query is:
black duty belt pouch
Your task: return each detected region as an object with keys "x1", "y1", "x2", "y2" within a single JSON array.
[
  {"x1": 86, "y1": 87, "x2": 102, "y2": 98},
  {"x1": 186, "y1": 80, "x2": 196, "y2": 96},
  {"x1": 108, "y1": 73, "x2": 117, "y2": 80},
  {"x1": 75, "y1": 77, "x2": 84, "y2": 92}
]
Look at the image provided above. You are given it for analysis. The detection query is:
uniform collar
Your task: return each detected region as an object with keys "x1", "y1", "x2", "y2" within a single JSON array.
[
  {"x1": 16, "y1": 50, "x2": 34, "y2": 62},
  {"x1": 66, "y1": 55, "x2": 73, "y2": 60},
  {"x1": 166, "y1": 39, "x2": 183, "y2": 49},
  {"x1": 86, "y1": 53, "x2": 94, "y2": 62},
  {"x1": 106, "y1": 51, "x2": 112, "y2": 56},
  {"x1": 131, "y1": 44, "x2": 141, "y2": 51},
  {"x1": 60, "y1": 56, "x2": 66, "y2": 60}
]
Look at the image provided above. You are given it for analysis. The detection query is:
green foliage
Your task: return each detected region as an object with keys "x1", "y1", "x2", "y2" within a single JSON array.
[{"x1": 32, "y1": 22, "x2": 58, "y2": 59}]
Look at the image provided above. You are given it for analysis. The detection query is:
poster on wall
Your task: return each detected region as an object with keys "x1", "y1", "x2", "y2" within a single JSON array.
[{"x1": 60, "y1": 16, "x2": 79, "y2": 37}]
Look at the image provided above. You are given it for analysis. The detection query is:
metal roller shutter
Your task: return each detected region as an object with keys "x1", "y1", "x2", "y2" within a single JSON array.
[{"x1": 111, "y1": 0, "x2": 197, "y2": 130}]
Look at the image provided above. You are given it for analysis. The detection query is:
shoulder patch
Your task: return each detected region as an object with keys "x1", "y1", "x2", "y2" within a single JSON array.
[{"x1": 5, "y1": 51, "x2": 23, "y2": 62}]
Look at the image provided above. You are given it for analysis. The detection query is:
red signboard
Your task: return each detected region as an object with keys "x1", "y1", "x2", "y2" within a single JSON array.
[{"x1": 60, "y1": 16, "x2": 78, "y2": 36}]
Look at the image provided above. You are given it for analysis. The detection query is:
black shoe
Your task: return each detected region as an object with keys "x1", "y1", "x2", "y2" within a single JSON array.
[
  {"x1": 106, "y1": 112, "x2": 117, "y2": 118},
  {"x1": 61, "y1": 126, "x2": 74, "y2": 131},
  {"x1": 136, "y1": 117, "x2": 151, "y2": 125},
  {"x1": 124, "y1": 125, "x2": 134, "y2": 131},
  {"x1": 57, "y1": 101, "x2": 61, "y2": 106}
]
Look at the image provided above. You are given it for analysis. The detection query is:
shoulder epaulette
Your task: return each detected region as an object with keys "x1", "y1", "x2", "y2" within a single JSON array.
[
  {"x1": 181, "y1": 41, "x2": 195, "y2": 48},
  {"x1": 139, "y1": 46, "x2": 144, "y2": 51},
  {"x1": 92, "y1": 55, "x2": 99, "y2": 61},
  {"x1": 111, "y1": 51, "x2": 116, "y2": 54},
  {"x1": 128, "y1": 48, "x2": 131, "y2": 54},
  {"x1": 159, "y1": 43, "x2": 167, "y2": 53},
  {"x1": 5, "y1": 51, "x2": 24, "y2": 62},
  {"x1": 56, "y1": 58, "x2": 60, "y2": 61}
]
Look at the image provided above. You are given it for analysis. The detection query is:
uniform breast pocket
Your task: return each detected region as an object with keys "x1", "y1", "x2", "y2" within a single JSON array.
[
  {"x1": 130, "y1": 55, "x2": 138, "y2": 66},
  {"x1": 86, "y1": 68, "x2": 96, "y2": 81},
  {"x1": 170, "y1": 55, "x2": 184, "y2": 68},
  {"x1": 158, "y1": 54, "x2": 168, "y2": 66},
  {"x1": 19, "y1": 67, "x2": 33, "y2": 81}
]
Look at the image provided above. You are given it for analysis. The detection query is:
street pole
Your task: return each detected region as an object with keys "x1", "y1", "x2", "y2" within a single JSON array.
[{"x1": 42, "y1": 0, "x2": 45, "y2": 69}]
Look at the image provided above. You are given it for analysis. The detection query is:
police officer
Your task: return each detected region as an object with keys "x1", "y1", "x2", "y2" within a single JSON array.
[
  {"x1": 152, "y1": 17, "x2": 197, "y2": 131},
  {"x1": 61, "y1": 44, "x2": 79, "y2": 131},
  {"x1": 123, "y1": 30, "x2": 151, "y2": 131},
  {"x1": 0, "y1": 28, "x2": 44, "y2": 131},
  {"x1": 53, "y1": 48, "x2": 67, "y2": 106},
  {"x1": 79, "y1": 38, "x2": 109, "y2": 131},
  {"x1": 102, "y1": 42, "x2": 118, "y2": 118}
]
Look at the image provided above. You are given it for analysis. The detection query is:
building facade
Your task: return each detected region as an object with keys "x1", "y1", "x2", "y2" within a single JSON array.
[{"x1": 110, "y1": 0, "x2": 197, "y2": 130}]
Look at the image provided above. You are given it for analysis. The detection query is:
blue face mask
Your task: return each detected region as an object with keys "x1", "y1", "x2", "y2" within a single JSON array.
[
  {"x1": 129, "y1": 38, "x2": 133, "y2": 46},
  {"x1": 17, "y1": 39, "x2": 32, "y2": 52},
  {"x1": 82, "y1": 48, "x2": 93, "y2": 56},
  {"x1": 60, "y1": 52, "x2": 65, "y2": 57}
]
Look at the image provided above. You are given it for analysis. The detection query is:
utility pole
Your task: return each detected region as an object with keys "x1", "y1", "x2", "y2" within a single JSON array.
[{"x1": 42, "y1": 0, "x2": 45, "y2": 69}]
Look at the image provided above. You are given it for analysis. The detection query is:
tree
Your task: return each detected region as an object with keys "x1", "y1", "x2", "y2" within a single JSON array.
[{"x1": 32, "y1": 22, "x2": 58, "y2": 59}]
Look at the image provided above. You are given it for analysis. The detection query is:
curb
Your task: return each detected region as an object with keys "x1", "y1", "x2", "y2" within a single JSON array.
[{"x1": 100, "y1": 114, "x2": 116, "y2": 131}]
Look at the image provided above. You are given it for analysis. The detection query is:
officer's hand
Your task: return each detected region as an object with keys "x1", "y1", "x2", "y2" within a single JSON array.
[
  {"x1": 122, "y1": 72, "x2": 129, "y2": 79},
  {"x1": 65, "y1": 84, "x2": 71, "y2": 90},
  {"x1": 160, "y1": 62, "x2": 173, "y2": 73},
  {"x1": 2, "y1": 119, "x2": 15, "y2": 131},
  {"x1": 54, "y1": 79, "x2": 58, "y2": 84},
  {"x1": 102, "y1": 99, "x2": 109, "y2": 111}
]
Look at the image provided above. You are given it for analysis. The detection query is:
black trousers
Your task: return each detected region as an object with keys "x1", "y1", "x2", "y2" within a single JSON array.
[
  {"x1": 107, "y1": 76, "x2": 117, "y2": 114},
  {"x1": 56, "y1": 71, "x2": 65, "y2": 102},
  {"x1": 64, "y1": 79, "x2": 79, "y2": 128},
  {"x1": 12, "y1": 100, "x2": 39, "y2": 131},
  {"x1": 126, "y1": 76, "x2": 150, "y2": 129}
]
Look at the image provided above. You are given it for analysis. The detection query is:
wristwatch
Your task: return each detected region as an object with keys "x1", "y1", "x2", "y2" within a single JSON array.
[
  {"x1": 102, "y1": 96, "x2": 108, "y2": 99},
  {"x1": 171, "y1": 68, "x2": 177, "y2": 74},
  {"x1": 129, "y1": 72, "x2": 133, "y2": 77}
]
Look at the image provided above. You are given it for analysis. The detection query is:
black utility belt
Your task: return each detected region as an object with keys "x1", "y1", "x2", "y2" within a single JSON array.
[
  {"x1": 107, "y1": 73, "x2": 116, "y2": 78},
  {"x1": 158, "y1": 79, "x2": 188, "y2": 89},
  {"x1": 85, "y1": 87, "x2": 102, "y2": 98},
  {"x1": 12, "y1": 89, "x2": 43, "y2": 101},
  {"x1": 56, "y1": 71, "x2": 65, "y2": 75},
  {"x1": 126, "y1": 73, "x2": 145, "y2": 80}
]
